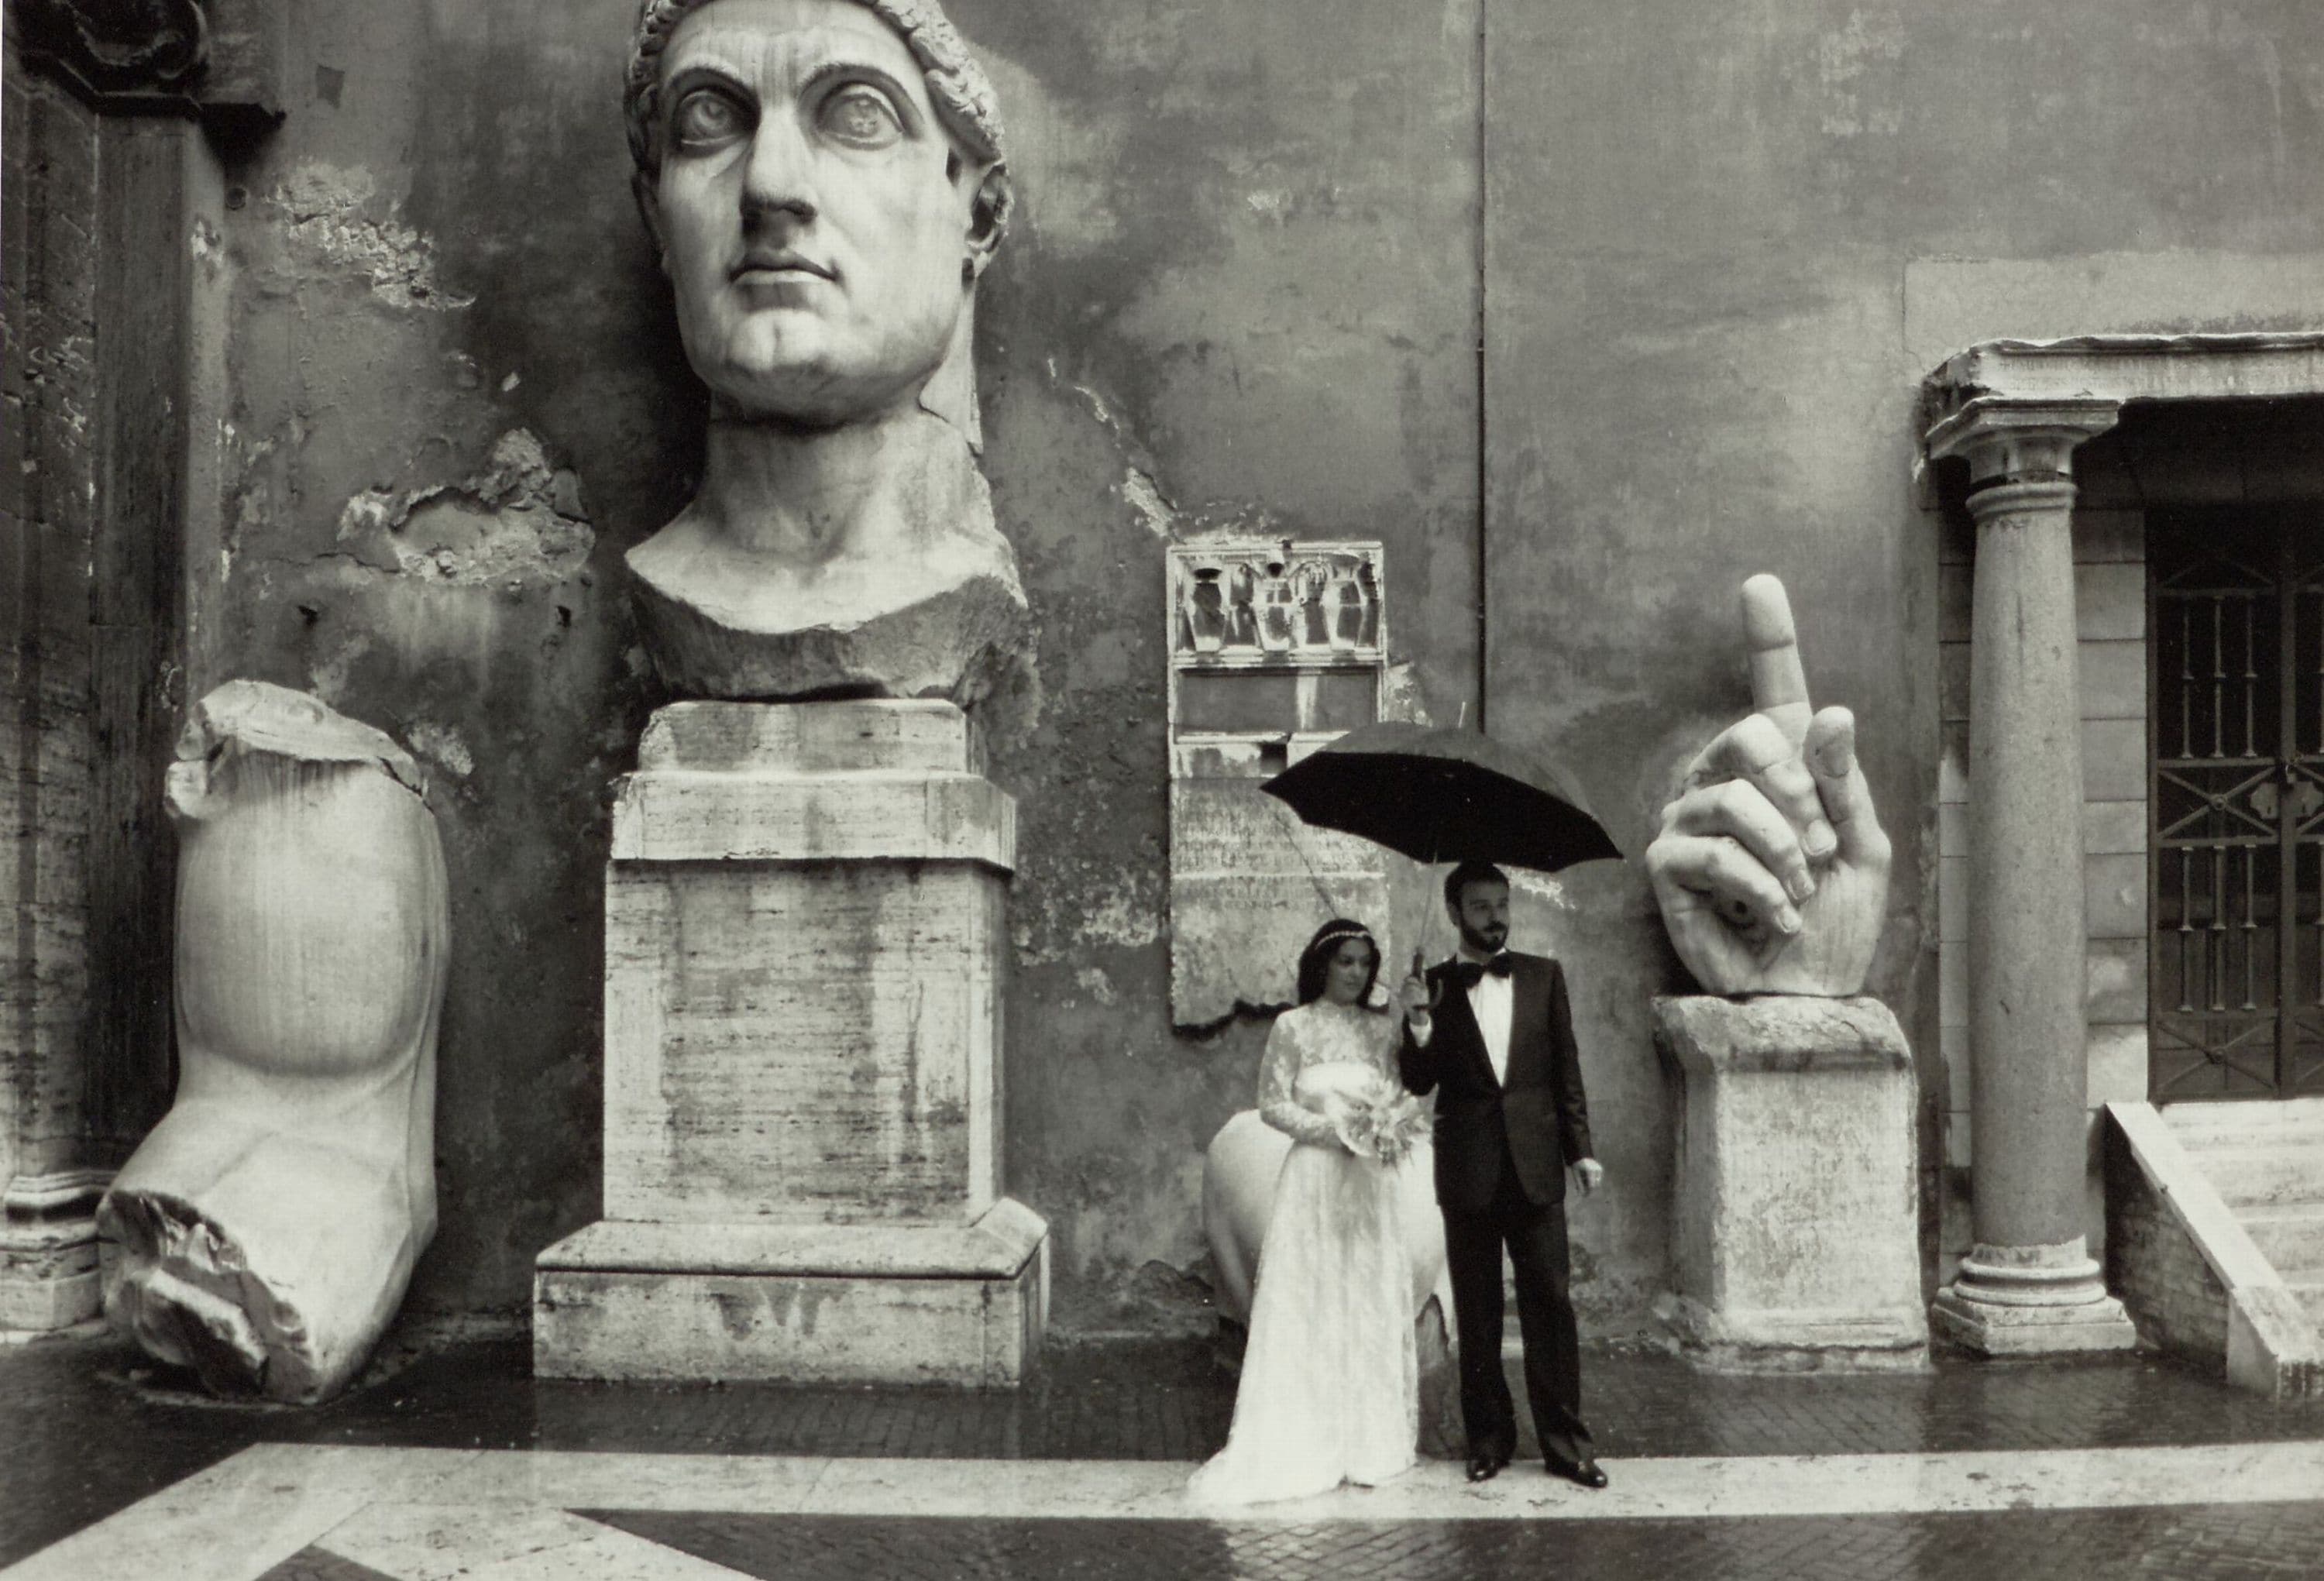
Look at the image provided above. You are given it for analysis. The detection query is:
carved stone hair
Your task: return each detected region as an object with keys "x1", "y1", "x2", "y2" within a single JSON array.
[{"x1": 624, "y1": 0, "x2": 1009, "y2": 186}]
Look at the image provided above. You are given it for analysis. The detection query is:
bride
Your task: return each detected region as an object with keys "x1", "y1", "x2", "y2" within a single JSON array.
[{"x1": 1188, "y1": 919, "x2": 1431, "y2": 1505}]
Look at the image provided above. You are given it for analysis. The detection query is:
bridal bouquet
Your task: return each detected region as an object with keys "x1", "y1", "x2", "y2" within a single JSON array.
[{"x1": 1330, "y1": 1071, "x2": 1431, "y2": 1167}]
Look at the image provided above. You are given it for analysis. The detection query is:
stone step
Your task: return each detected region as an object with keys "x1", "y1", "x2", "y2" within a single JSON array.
[
  {"x1": 2238, "y1": 1203, "x2": 2324, "y2": 1275},
  {"x1": 2162, "y1": 1097, "x2": 2324, "y2": 1146},
  {"x1": 2295, "y1": 1279, "x2": 2324, "y2": 1333},
  {"x1": 2188, "y1": 1143, "x2": 2324, "y2": 1208}
]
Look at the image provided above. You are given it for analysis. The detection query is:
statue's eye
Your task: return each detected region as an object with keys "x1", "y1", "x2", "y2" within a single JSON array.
[
  {"x1": 672, "y1": 88, "x2": 748, "y2": 150},
  {"x1": 820, "y1": 84, "x2": 902, "y2": 150}
]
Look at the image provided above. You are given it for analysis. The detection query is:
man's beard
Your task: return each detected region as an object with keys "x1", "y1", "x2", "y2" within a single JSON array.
[{"x1": 1459, "y1": 921, "x2": 1507, "y2": 955}]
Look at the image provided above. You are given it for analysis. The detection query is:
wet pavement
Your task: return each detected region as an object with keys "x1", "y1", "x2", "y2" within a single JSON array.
[{"x1": 7, "y1": 1330, "x2": 2324, "y2": 1577}]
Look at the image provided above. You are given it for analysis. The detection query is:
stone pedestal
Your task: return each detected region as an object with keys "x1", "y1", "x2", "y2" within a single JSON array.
[
  {"x1": 0, "y1": 1170, "x2": 109, "y2": 1334},
  {"x1": 534, "y1": 700, "x2": 1048, "y2": 1387},
  {"x1": 1653, "y1": 995, "x2": 1927, "y2": 1369},
  {"x1": 1926, "y1": 402, "x2": 2136, "y2": 1356}
]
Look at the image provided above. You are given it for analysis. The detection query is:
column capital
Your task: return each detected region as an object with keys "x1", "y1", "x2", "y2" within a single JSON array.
[{"x1": 1924, "y1": 397, "x2": 2121, "y2": 486}]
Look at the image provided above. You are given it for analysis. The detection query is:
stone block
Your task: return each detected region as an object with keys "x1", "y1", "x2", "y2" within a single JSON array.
[
  {"x1": 534, "y1": 1201, "x2": 1048, "y2": 1387},
  {"x1": 2071, "y1": 508, "x2": 2144, "y2": 565},
  {"x1": 2082, "y1": 801, "x2": 2146, "y2": 856},
  {"x1": 2075, "y1": 562, "x2": 2145, "y2": 641},
  {"x1": 1939, "y1": 641, "x2": 1970, "y2": 723},
  {"x1": 1938, "y1": 801, "x2": 1967, "y2": 858},
  {"x1": 543, "y1": 699, "x2": 1047, "y2": 1384},
  {"x1": 2084, "y1": 851, "x2": 2147, "y2": 940},
  {"x1": 2077, "y1": 639, "x2": 2145, "y2": 722},
  {"x1": 2086, "y1": 1024, "x2": 2148, "y2": 1105},
  {"x1": 1938, "y1": 563, "x2": 1972, "y2": 642},
  {"x1": 605, "y1": 865, "x2": 1005, "y2": 1224},
  {"x1": 0, "y1": 1170, "x2": 108, "y2": 1332},
  {"x1": 1939, "y1": 856, "x2": 1968, "y2": 945},
  {"x1": 2085, "y1": 937, "x2": 2147, "y2": 1024},
  {"x1": 2079, "y1": 718, "x2": 2147, "y2": 803},
  {"x1": 1652, "y1": 996, "x2": 1927, "y2": 1369},
  {"x1": 638, "y1": 699, "x2": 977, "y2": 775},
  {"x1": 1930, "y1": 1295, "x2": 2140, "y2": 1356}
]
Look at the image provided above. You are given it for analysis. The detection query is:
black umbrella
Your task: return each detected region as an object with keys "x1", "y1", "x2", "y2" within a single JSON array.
[{"x1": 1260, "y1": 721, "x2": 1621, "y2": 872}]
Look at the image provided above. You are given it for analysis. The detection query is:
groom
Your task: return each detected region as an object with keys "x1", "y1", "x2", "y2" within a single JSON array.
[{"x1": 1399, "y1": 862, "x2": 1606, "y2": 1489}]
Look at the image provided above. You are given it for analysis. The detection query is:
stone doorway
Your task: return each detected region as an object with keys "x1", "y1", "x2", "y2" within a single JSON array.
[{"x1": 2149, "y1": 510, "x2": 2324, "y2": 1101}]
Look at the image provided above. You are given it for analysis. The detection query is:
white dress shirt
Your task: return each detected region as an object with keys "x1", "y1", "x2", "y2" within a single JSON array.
[{"x1": 1466, "y1": 957, "x2": 1514, "y2": 1087}]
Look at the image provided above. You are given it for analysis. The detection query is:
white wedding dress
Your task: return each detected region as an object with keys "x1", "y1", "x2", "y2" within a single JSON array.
[{"x1": 1187, "y1": 1001, "x2": 1420, "y2": 1505}]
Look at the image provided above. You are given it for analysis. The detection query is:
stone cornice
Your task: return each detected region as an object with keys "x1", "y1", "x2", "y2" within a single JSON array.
[
  {"x1": 8, "y1": 0, "x2": 209, "y2": 111},
  {"x1": 1928, "y1": 332, "x2": 2324, "y2": 416},
  {"x1": 6, "y1": 0, "x2": 284, "y2": 140}
]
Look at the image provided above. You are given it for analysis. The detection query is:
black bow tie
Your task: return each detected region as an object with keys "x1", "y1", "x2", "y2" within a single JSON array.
[{"x1": 1449, "y1": 955, "x2": 1514, "y2": 989}]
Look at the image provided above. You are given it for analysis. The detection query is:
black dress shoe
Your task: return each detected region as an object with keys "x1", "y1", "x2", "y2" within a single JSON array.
[
  {"x1": 1549, "y1": 1457, "x2": 1607, "y2": 1490},
  {"x1": 1465, "y1": 1452, "x2": 1510, "y2": 1483}
]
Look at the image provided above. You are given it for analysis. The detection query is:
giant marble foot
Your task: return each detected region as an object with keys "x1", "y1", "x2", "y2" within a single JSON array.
[{"x1": 98, "y1": 682, "x2": 450, "y2": 1403}]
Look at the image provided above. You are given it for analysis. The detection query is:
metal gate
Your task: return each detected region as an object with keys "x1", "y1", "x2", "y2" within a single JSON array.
[{"x1": 2150, "y1": 512, "x2": 2324, "y2": 1100}]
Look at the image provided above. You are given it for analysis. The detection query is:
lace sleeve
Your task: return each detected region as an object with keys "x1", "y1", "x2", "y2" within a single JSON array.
[{"x1": 1258, "y1": 1011, "x2": 1340, "y2": 1147}]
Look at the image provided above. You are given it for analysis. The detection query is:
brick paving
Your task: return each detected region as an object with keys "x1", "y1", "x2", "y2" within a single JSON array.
[
  {"x1": 10, "y1": 1330, "x2": 2324, "y2": 1576},
  {"x1": 250, "y1": 1502, "x2": 2324, "y2": 1581}
]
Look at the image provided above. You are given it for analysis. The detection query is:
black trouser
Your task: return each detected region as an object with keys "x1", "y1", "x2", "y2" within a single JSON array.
[{"x1": 1442, "y1": 1153, "x2": 1591, "y2": 1468}]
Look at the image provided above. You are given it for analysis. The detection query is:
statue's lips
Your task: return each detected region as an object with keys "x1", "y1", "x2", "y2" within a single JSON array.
[{"x1": 731, "y1": 252, "x2": 835, "y2": 288}]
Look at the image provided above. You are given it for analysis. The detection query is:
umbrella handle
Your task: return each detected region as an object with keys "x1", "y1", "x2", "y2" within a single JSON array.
[{"x1": 1411, "y1": 949, "x2": 1443, "y2": 1011}]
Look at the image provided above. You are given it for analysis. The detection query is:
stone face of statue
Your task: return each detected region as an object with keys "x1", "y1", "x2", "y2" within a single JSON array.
[
  {"x1": 643, "y1": 0, "x2": 1000, "y2": 428},
  {"x1": 622, "y1": 0, "x2": 1030, "y2": 706}
]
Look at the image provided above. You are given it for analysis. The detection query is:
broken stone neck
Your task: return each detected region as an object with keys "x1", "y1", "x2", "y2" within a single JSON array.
[{"x1": 690, "y1": 402, "x2": 968, "y2": 564}]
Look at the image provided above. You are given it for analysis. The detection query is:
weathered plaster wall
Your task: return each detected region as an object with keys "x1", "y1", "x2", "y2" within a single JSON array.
[
  {"x1": 1486, "y1": 0, "x2": 2324, "y2": 1312},
  {"x1": 183, "y1": 0, "x2": 2324, "y2": 1333},
  {"x1": 193, "y1": 0, "x2": 1483, "y2": 1330}
]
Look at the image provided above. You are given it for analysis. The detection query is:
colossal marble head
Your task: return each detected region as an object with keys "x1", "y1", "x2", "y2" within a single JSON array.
[{"x1": 623, "y1": 0, "x2": 1012, "y2": 434}]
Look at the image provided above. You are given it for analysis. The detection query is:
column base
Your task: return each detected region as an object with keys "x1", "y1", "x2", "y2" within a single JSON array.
[
  {"x1": 532, "y1": 1198, "x2": 1049, "y2": 1387},
  {"x1": 1932, "y1": 1240, "x2": 2138, "y2": 1356},
  {"x1": 0, "y1": 1170, "x2": 111, "y2": 1335},
  {"x1": 1658, "y1": 1294, "x2": 1931, "y2": 1373}
]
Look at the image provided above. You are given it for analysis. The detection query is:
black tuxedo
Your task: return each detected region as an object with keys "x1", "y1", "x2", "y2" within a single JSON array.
[{"x1": 1400, "y1": 950, "x2": 1595, "y2": 1469}]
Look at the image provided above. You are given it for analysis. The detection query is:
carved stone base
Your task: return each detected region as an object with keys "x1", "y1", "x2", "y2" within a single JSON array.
[
  {"x1": 534, "y1": 1201, "x2": 1047, "y2": 1386},
  {"x1": 0, "y1": 1170, "x2": 111, "y2": 1334},
  {"x1": 541, "y1": 699, "x2": 1046, "y2": 1383},
  {"x1": 1934, "y1": 1240, "x2": 2139, "y2": 1356},
  {"x1": 1652, "y1": 995, "x2": 1928, "y2": 1370}
]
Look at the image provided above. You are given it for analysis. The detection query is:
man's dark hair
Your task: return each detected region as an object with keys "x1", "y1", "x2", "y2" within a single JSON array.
[
  {"x1": 1442, "y1": 861, "x2": 1511, "y2": 910},
  {"x1": 1294, "y1": 918, "x2": 1381, "y2": 1007}
]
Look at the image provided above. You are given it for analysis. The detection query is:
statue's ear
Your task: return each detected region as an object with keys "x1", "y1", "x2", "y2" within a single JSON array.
[
  {"x1": 633, "y1": 170, "x2": 668, "y2": 273},
  {"x1": 961, "y1": 164, "x2": 1010, "y2": 281}
]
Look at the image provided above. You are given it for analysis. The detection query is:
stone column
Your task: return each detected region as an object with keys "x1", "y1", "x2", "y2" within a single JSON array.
[
  {"x1": 535, "y1": 700, "x2": 1048, "y2": 1386},
  {"x1": 1927, "y1": 399, "x2": 2137, "y2": 1354}
]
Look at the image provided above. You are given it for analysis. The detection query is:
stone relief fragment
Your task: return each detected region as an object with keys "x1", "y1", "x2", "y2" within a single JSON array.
[
  {"x1": 99, "y1": 681, "x2": 450, "y2": 1403},
  {"x1": 1166, "y1": 540, "x2": 1391, "y2": 1024}
]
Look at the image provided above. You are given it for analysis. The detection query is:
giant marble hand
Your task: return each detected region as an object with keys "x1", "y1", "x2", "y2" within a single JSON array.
[
  {"x1": 1645, "y1": 576, "x2": 1891, "y2": 997},
  {"x1": 621, "y1": 0, "x2": 1028, "y2": 706}
]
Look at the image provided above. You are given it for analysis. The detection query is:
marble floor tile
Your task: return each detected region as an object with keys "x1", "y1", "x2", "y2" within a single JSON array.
[
  {"x1": 314, "y1": 1504, "x2": 748, "y2": 1580},
  {"x1": 5, "y1": 1446, "x2": 480, "y2": 1581}
]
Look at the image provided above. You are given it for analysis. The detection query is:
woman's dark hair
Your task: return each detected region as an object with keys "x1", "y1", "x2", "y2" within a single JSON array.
[{"x1": 1296, "y1": 918, "x2": 1381, "y2": 1007}]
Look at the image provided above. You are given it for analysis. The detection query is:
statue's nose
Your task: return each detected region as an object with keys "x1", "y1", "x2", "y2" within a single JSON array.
[{"x1": 741, "y1": 117, "x2": 820, "y2": 222}]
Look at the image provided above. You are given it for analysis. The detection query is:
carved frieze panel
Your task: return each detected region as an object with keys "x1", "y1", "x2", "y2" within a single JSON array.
[{"x1": 1167, "y1": 541, "x2": 1391, "y2": 1026}]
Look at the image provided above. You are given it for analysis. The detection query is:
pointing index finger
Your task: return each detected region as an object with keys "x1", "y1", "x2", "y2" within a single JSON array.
[{"x1": 1741, "y1": 574, "x2": 1812, "y2": 740}]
